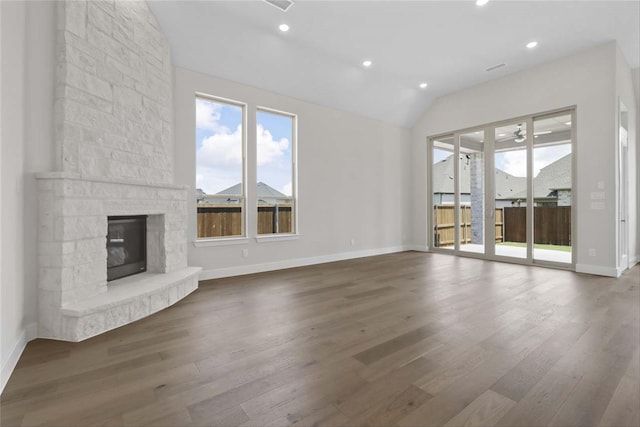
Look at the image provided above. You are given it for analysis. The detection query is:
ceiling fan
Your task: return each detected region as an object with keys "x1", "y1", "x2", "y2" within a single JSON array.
[{"x1": 513, "y1": 124, "x2": 526, "y2": 143}]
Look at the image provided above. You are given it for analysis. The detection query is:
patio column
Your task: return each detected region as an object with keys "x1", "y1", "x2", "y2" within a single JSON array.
[{"x1": 470, "y1": 153, "x2": 484, "y2": 244}]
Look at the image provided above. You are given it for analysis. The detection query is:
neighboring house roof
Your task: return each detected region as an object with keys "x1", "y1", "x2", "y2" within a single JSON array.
[
  {"x1": 433, "y1": 153, "x2": 571, "y2": 201},
  {"x1": 197, "y1": 182, "x2": 288, "y2": 204},
  {"x1": 432, "y1": 155, "x2": 526, "y2": 200},
  {"x1": 510, "y1": 153, "x2": 572, "y2": 199}
]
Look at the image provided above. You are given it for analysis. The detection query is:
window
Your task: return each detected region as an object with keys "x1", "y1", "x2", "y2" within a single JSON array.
[
  {"x1": 195, "y1": 95, "x2": 246, "y2": 238},
  {"x1": 256, "y1": 108, "x2": 296, "y2": 235}
]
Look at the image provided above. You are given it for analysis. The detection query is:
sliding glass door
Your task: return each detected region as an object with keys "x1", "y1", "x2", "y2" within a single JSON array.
[
  {"x1": 532, "y1": 112, "x2": 573, "y2": 263},
  {"x1": 494, "y1": 122, "x2": 528, "y2": 259},
  {"x1": 432, "y1": 136, "x2": 455, "y2": 250},
  {"x1": 459, "y1": 131, "x2": 485, "y2": 254},
  {"x1": 429, "y1": 109, "x2": 574, "y2": 267}
]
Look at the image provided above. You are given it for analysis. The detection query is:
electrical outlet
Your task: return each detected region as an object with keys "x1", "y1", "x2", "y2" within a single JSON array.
[
  {"x1": 588, "y1": 248, "x2": 596, "y2": 257},
  {"x1": 242, "y1": 248, "x2": 248, "y2": 257}
]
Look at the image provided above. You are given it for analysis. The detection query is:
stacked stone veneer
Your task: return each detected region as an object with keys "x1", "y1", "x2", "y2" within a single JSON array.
[
  {"x1": 470, "y1": 153, "x2": 484, "y2": 244},
  {"x1": 55, "y1": 0, "x2": 173, "y2": 182},
  {"x1": 37, "y1": 0, "x2": 200, "y2": 342}
]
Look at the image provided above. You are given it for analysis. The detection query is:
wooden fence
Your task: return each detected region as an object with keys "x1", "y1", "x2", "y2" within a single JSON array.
[
  {"x1": 258, "y1": 204, "x2": 293, "y2": 235},
  {"x1": 197, "y1": 203, "x2": 292, "y2": 238},
  {"x1": 434, "y1": 205, "x2": 503, "y2": 247},
  {"x1": 503, "y1": 206, "x2": 571, "y2": 246},
  {"x1": 434, "y1": 205, "x2": 571, "y2": 247}
]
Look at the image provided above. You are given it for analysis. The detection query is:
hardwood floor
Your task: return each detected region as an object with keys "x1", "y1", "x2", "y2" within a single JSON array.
[{"x1": 1, "y1": 252, "x2": 639, "y2": 427}]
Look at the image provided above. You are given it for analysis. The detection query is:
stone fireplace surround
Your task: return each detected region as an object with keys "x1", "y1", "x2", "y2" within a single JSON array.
[
  {"x1": 34, "y1": 0, "x2": 203, "y2": 342},
  {"x1": 36, "y1": 172, "x2": 200, "y2": 341}
]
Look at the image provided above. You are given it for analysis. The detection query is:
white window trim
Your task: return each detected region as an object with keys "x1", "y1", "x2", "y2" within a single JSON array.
[
  {"x1": 255, "y1": 234, "x2": 300, "y2": 243},
  {"x1": 193, "y1": 237, "x2": 249, "y2": 247}
]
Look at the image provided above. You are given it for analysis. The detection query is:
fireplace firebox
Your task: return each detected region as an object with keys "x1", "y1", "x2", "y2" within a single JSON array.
[{"x1": 107, "y1": 216, "x2": 147, "y2": 281}]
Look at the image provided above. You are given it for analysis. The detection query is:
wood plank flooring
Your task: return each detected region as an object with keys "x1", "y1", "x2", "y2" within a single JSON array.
[{"x1": 1, "y1": 252, "x2": 638, "y2": 427}]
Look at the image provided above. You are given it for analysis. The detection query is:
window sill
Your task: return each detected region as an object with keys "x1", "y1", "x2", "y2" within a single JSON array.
[
  {"x1": 193, "y1": 237, "x2": 249, "y2": 247},
  {"x1": 255, "y1": 234, "x2": 300, "y2": 243}
]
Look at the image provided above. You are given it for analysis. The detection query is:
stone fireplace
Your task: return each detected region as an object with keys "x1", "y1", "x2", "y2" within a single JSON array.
[
  {"x1": 36, "y1": 1, "x2": 200, "y2": 342},
  {"x1": 36, "y1": 174, "x2": 200, "y2": 342}
]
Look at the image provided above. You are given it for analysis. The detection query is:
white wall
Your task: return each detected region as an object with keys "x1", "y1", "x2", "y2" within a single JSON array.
[
  {"x1": 410, "y1": 42, "x2": 622, "y2": 276},
  {"x1": 1, "y1": 0, "x2": 28, "y2": 391},
  {"x1": 615, "y1": 48, "x2": 638, "y2": 270},
  {"x1": 1, "y1": 0, "x2": 56, "y2": 391},
  {"x1": 174, "y1": 67, "x2": 412, "y2": 278},
  {"x1": 0, "y1": 0, "x2": 4, "y2": 392}
]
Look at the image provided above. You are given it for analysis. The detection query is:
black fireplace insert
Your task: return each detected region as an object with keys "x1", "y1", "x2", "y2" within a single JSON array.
[{"x1": 107, "y1": 216, "x2": 147, "y2": 281}]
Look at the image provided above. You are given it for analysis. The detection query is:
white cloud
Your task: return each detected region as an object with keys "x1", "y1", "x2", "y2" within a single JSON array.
[
  {"x1": 196, "y1": 124, "x2": 243, "y2": 194},
  {"x1": 498, "y1": 144, "x2": 571, "y2": 177},
  {"x1": 500, "y1": 150, "x2": 527, "y2": 177},
  {"x1": 281, "y1": 181, "x2": 292, "y2": 196},
  {"x1": 257, "y1": 124, "x2": 289, "y2": 166},
  {"x1": 196, "y1": 98, "x2": 226, "y2": 133},
  {"x1": 197, "y1": 124, "x2": 243, "y2": 169}
]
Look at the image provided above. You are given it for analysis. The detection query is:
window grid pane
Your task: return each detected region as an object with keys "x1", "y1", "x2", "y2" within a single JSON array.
[
  {"x1": 195, "y1": 96, "x2": 245, "y2": 238},
  {"x1": 256, "y1": 109, "x2": 295, "y2": 235}
]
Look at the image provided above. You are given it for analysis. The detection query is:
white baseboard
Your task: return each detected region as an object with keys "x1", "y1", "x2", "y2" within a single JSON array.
[
  {"x1": 615, "y1": 255, "x2": 639, "y2": 276},
  {"x1": 1, "y1": 322, "x2": 38, "y2": 394},
  {"x1": 575, "y1": 264, "x2": 619, "y2": 277},
  {"x1": 405, "y1": 245, "x2": 429, "y2": 252},
  {"x1": 199, "y1": 245, "x2": 410, "y2": 281}
]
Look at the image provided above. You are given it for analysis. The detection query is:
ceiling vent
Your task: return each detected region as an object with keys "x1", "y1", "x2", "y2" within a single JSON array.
[
  {"x1": 264, "y1": 0, "x2": 295, "y2": 12},
  {"x1": 486, "y1": 63, "x2": 506, "y2": 72}
]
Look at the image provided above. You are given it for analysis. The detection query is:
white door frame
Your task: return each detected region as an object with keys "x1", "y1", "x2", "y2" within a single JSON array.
[{"x1": 618, "y1": 99, "x2": 629, "y2": 273}]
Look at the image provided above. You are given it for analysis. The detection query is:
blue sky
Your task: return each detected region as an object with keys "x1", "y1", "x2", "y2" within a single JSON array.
[{"x1": 195, "y1": 98, "x2": 293, "y2": 196}]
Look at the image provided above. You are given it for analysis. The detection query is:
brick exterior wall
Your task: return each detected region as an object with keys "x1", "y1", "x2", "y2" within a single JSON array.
[{"x1": 557, "y1": 189, "x2": 571, "y2": 206}]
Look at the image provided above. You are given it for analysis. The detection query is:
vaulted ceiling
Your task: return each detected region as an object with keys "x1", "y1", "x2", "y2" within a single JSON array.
[{"x1": 148, "y1": 1, "x2": 640, "y2": 127}]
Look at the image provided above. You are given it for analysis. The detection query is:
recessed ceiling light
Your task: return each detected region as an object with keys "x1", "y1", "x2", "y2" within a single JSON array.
[
  {"x1": 419, "y1": 82, "x2": 428, "y2": 89},
  {"x1": 362, "y1": 60, "x2": 372, "y2": 68},
  {"x1": 565, "y1": 121, "x2": 571, "y2": 125},
  {"x1": 476, "y1": 0, "x2": 489, "y2": 6},
  {"x1": 498, "y1": 133, "x2": 506, "y2": 137},
  {"x1": 526, "y1": 41, "x2": 538, "y2": 49},
  {"x1": 278, "y1": 24, "x2": 290, "y2": 32}
]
